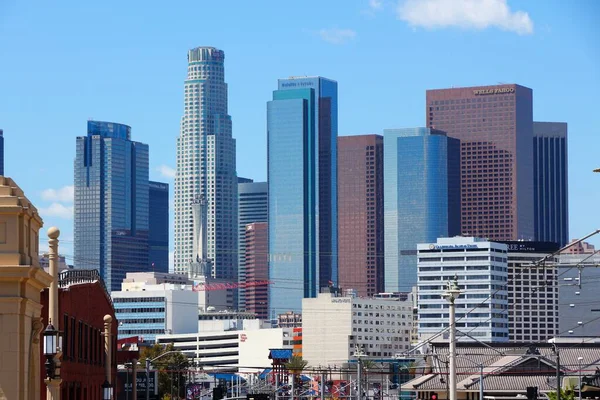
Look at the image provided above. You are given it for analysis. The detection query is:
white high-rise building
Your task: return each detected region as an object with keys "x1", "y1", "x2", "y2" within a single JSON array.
[
  {"x1": 174, "y1": 47, "x2": 237, "y2": 280},
  {"x1": 417, "y1": 237, "x2": 509, "y2": 343}
]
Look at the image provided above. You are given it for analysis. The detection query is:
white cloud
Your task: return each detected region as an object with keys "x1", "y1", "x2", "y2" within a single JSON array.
[
  {"x1": 38, "y1": 203, "x2": 74, "y2": 220},
  {"x1": 318, "y1": 28, "x2": 357, "y2": 45},
  {"x1": 156, "y1": 165, "x2": 176, "y2": 179},
  {"x1": 369, "y1": 0, "x2": 383, "y2": 10},
  {"x1": 397, "y1": 0, "x2": 533, "y2": 35},
  {"x1": 41, "y1": 186, "x2": 74, "y2": 203}
]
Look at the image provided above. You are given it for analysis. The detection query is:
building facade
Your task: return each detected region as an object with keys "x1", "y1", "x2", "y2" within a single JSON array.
[
  {"x1": 504, "y1": 241, "x2": 560, "y2": 342},
  {"x1": 533, "y1": 122, "x2": 569, "y2": 246},
  {"x1": 40, "y1": 270, "x2": 118, "y2": 400},
  {"x1": 426, "y1": 84, "x2": 534, "y2": 241},
  {"x1": 383, "y1": 127, "x2": 460, "y2": 292},
  {"x1": 337, "y1": 135, "x2": 384, "y2": 296},
  {"x1": 238, "y1": 181, "x2": 268, "y2": 310},
  {"x1": 149, "y1": 181, "x2": 169, "y2": 273},
  {"x1": 267, "y1": 76, "x2": 338, "y2": 315},
  {"x1": 244, "y1": 222, "x2": 269, "y2": 319},
  {"x1": 417, "y1": 237, "x2": 509, "y2": 342},
  {"x1": 558, "y1": 252, "x2": 600, "y2": 336},
  {"x1": 0, "y1": 177, "x2": 52, "y2": 400},
  {"x1": 174, "y1": 47, "x2": 238, "y2": 282},
  {"x1": 302, "y1": 292, "x2": 413, "y2": 366},
  {"x1": 74, "y1": 120, "x2": 149, "y2": 292}
]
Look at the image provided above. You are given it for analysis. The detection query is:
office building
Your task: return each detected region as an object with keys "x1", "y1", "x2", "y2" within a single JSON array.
[
  {"x1": 238, "y1": 181, "x2": 268, "y2": 310},
  {"x1": 0, "y1": 129, "x2": 4, "y2": 175},
  {"x1": 244, "y1": 222, "x2": 269, "y2": 319},
  {"x1": 426, "y1": 84, "x2": 534, "y2": 241},
  {"x1": 149, "y1": 181, "x2": 169, "y2": 273},
  {"x1": 417, "y1": 237, "x2": 509, "y2": 343},
  {"x1": 40, "y1": 269, "x2": 117, "y2": 400},
  {"x1": 558, "y1": 251, "x2": 600, "y2": 337},
  {"x1": 337, "y1": 135, "x2": 384, "y2": 296},
  {"x1": 267, "y1": 76, "x2": 338, "y2": 314},
  {"x1": 504, "y1": 241, "x2": 560, "y2": 342},
  {"x1": 174, "y1": 47, "x2": 238, "y2": 281},
  {"x1": 74, "y1": 120, "x2": 149, "y2": 291},
  {"x1": 533, "y1": 122, "x2": 569, "y2": 246},
  {"x1": 383, "y1": 127, "x2": 460, "y2": 292},
  {"x1": 302, "y1": 292, "x2": 412, "y2": 366},
  {"x1": 156, "y1": 326, "x2": 291, "y2": 372}
]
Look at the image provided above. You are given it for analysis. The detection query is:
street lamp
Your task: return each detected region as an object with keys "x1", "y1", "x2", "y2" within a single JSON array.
[
  {"x1": 43, "y1": 321, "x2": 62, "y2": 380},
  {"x1": 102, "y1": 379, "x2": 113, "y2": 400},
  {"x1": 578, "y1": 356, "x2": 584, "y2": 400}
]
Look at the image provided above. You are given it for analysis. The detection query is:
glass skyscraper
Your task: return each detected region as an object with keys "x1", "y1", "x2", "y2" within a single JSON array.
[
  {"x1": 267, "y1": 76, "x2": 338, "y2": 315},
  {"x1": 383, "y1": 127, "x2": 460, "y2": 292},
  {"x1": 533, "y1": 122, "x2": 568, "y2": 246},
  {"x1": 238, "y1": 180, "x2": 268, "y2": 310},
  {"x1": 74, "y1": 120, "x2": 149, "y2": 292},
  {"x1": 174, "y1": 47, "x2": 238, "y2": 281},
  {"x1": 149, "y1": 181, "x2": 169, "y2": 273}
]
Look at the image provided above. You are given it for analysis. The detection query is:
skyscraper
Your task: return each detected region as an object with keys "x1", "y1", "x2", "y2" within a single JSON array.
[
  {"x1": 238, "y1": 180, "x2": 268, "y2": 310},
  {"x1": 426, "y1": 84, "x2": 534, "y2": 241},
  {"x1": 174, "y1": 47, "x2": 238, "y2": 281},
  {"x1": 383, "y1": 127, "x2": 460, "y2": 292},
  {"x1": 533, "y1": 122, "x2": 569, "y2": 246},
  {"x1": 0, "y1": 129, "x2": 4, "y2": 176},
  {"x1": 74, "y1": 120, "x2": 149, "y2": 291},
  {"x1": 149, "y1": 181, "x2": 169, "y2": 273},
  {"x1": 267, "y1": 76, "x2": 338, "y2": 314},
  {"x1": 337, "y1": 135, "x2": 384, "y2": 297},
  {"x1": 245, "y1": 222, "x2": 269, "y2": 319}
]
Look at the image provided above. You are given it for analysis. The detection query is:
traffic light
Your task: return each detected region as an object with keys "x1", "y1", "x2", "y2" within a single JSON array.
[
  {"x1": 430, "y1": 393, "x2": 438, "y2": 400},
  {"x1": 526, "y1": 386, "x2": 538, "y2": 400}
]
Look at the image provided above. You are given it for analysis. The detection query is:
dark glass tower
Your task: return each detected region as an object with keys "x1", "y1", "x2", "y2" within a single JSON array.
[
  {"x1": 74, "y1": 121, "x2": 149, "y2": 291},
  {"x1": 337, "y1": 135, "x2": 384, "y2": 297},
  {"x1": 267, "y1": 76, "x2": 338, "y2": 315},
  {"x1": 149, "y1": 181, "x2": 169, "y2": 273},
  {"x1": 533, "y1": 122, "x2": 568, "y2": 246},
  {"x1": 427, "y1": 84, "x2": 534, "y2": 241},
  {"x1": 238, "y1": 181, "x2": 268, "y2": 310},
  {"x1": 383, "y1": 127, "x2": 460, "y2": 292}
]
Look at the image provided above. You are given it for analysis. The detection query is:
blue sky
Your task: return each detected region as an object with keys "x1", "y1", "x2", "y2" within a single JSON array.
[{"x1": 0, "y1": 0, "x2": 598, "y2": 263}]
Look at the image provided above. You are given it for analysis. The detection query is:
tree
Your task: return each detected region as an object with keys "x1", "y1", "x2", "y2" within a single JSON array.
[
  {"x1": 140, "y1": 343, "x2": 190, "y2": 399},
  {"x1": 546, "y1": 385, "x2": 576, "y2": 400},
  {"x1": 285, "y1": 355, "x2": 308, "y2": 395}
]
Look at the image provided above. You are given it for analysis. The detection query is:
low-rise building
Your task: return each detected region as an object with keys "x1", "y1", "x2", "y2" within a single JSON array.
[
  {"x1": 302, "y1": 292, "x2": 412, "y2": 366},
  {"x1": 417, "y1": 237, "x2": 509, "y2": 343}
]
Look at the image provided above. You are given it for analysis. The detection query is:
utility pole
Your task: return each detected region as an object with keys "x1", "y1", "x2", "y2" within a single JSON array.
[
  {"x1": 554, "y1": 344, "x2": 561, "y2": 400},
  {"x1": 356, "y1": 346, "x2": 365, "y2": 400},
  {"x1": 321, "y1": 369, "x2": 326, "y2": 400},
  {"x1": 443, "y1": 275, "x2": 462, "y2": 400},
  {"x1": 45, "y1": 227, "x2": 62, "y2": 400}
]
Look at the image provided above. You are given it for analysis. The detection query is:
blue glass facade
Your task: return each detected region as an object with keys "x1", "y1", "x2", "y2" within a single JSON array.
[
  {"x1": 149, "y1": 181, "x2": 169, "y2": 273},
  {"x1": 267, "y1": 77, "x2": 338, "y2": 315},
  {"x1": 0, "y1": 129, "x2": 4, "y2": 176},
  {"x1": 238, "y1": 181, "x2": 268, "y2": 310},
  {"x1": 74, "y1": 121, "x2": 150, "y2": 292},
  {"x1": 383, "y1": 128, "x2": 460, "y2": 292},
  {"x1": 533, "y1": 122, "x2": 568, "y2": 246}
]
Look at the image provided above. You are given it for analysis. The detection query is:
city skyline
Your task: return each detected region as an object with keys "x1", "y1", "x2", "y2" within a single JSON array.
[{"x1": 1, "y1": 1, "x2": 598, "y2": 263}]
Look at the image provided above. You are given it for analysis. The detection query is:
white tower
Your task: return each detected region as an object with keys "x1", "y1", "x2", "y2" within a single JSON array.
[{"x1": 174, "y1": 47, "x2": 238, "y2": 280}]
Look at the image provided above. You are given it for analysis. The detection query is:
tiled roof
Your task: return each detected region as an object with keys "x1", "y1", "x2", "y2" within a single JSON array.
[{"x1": 401, "y1": 342, "x2": 600, "y2": 393}]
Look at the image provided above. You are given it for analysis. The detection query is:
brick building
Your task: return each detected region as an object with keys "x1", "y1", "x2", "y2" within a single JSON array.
[{"x1": 40, "y1": 269, "x2": 117, "y2": 400}]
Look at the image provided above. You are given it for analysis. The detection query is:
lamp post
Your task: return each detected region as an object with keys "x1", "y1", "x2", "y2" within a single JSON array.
[
  {"x1": 443, "y1": 275, "x2": 462, "y2": 400},
  {"x1": 102, "y1": 379, "x2": 113, "y2": 400},
  {"x1": 578, "y1": 356, "x2": 583, "y2": 400},
  {"x1": 104, "y1": 315, "x2": 113, "y2": 400},
  {"x1": 44, "y1": 227, "x2": 62, "y2": 400}
]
